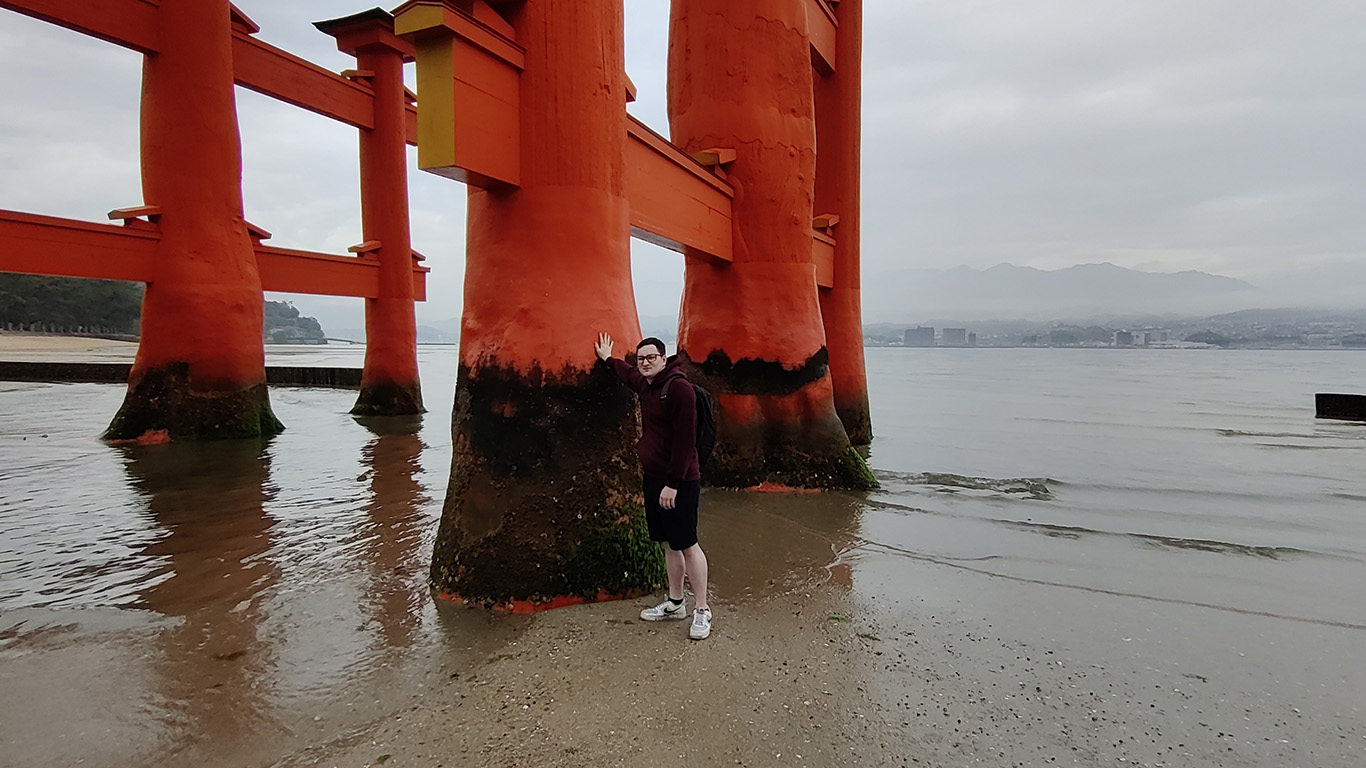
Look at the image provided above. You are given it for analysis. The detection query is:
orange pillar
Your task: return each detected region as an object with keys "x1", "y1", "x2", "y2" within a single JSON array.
[
  {"x1": 815, "y1": 0, "x2": 871, "y2": 445},
  {"x1": 668, "y1": 0, "x2": 874, "y2": 489},
  {"x1": 106, "y1": 0, "x2": 282, "y2": 441},
  {"x1": 428, "y1": 0, "x2": 663, "y2": 608},
  {"x1": 319, "y1": 11, "x2": 424, "y2": 416}
]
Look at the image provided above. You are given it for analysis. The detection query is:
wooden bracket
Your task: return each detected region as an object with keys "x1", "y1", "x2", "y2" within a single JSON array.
[
  {"x1": 813, "y1": 213, "x2": 840, "y2": 233},
  {"x1": 348, "y1": 240, "x2": 383, "y2": 256},
  {"x1": 107, "y1": 205, "x2": 162, "y2": 231},
  {"x1": 245, "y1": 221, "x2": 273, "y2": 244},
  {"x1": 692, "y1": 148, "x2": 737, "y2": 168}
]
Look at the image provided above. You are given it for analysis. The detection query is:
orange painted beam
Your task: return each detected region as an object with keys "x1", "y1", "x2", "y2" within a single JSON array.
[
  {"x1": 0, "y1": 2, "x2": 418, "y2": 145},
  {"x1": 0, "y1": 210, "x2": 157, "y2": 282},
  {"x1": 806, "y1": 0, "x2": 838, "y2": 75},
  {"x1": 266, "y1": 247, "x2": 426, "y2": 299},
  {"x1": 395, "y1": 1, "x2": 524, "y2": 188},
  {"x1": 625, "y1": 117, "x2": 733, "y2": 262},
  {"x1": 0, "y1": 209, "x2": 427, "y2": 299},
  {"x1": 0, "y1": 0, "x2": 160, "y2": 54},
  {"x1": 812, "y1": 230, "x2": 836, "y2": 289},
  {"x1": 231, "y1": 31, "x2": 419, "y2": 146}
]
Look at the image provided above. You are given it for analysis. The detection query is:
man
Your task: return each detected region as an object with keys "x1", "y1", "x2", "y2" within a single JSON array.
[{"x1": 595, "y1": 332, "x2": 711, "y2": 640}]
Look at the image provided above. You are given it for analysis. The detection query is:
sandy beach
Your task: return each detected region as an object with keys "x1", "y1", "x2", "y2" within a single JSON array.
[{"x1": 0, "y1": 332, "x2": 139, "y2": 361}]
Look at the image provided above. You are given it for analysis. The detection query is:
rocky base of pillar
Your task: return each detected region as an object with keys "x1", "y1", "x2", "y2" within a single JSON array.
[
  {"x1": 708, "y1": 437, "x2": 877, "y2": 490},
  {"x1": 104, "y1": 363, "x2": 284, "y2": 442},
  {"x1": 689, "y1": 348, "x2": 878, "y2": 490},
  {"x1": 429, "y1": 362, "x2": 666, "y2": 608},
  {"x1": 350, "y1": 380, "x2": 424, "y2": 416},
  {"x1": 836, "y1": 398, "x2": 873, "y2": 446}
]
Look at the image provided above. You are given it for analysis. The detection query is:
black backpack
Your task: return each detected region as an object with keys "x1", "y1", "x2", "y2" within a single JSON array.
[{"x1": 692, "y1": 382, "x2": 717, "y2": 470}]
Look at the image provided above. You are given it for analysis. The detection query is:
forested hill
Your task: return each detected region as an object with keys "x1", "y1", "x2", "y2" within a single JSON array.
[
  {"x1": 0, "y1": 274, "x2": 326, "y2": 343},
  {"x1": 0, "y1": 274, "x2": 141, "y2": 335}
]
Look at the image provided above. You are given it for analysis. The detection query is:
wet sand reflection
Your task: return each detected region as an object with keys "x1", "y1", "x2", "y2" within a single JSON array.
[
  {"x1": 354, "y1": 415, "x2": 429, "y2": 650},
  {"x1": 124, "y1": 438, "x2": 284, "y2": 762}
]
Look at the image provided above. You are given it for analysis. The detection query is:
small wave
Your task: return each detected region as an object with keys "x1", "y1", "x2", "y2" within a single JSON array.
[
  {"x1": 875, "y1": 470, "x2": 1056, "y2": 501},
  {"x1": 1217, "y1": 429, "x2": 1311, "y2": 439},
  {"x1": 1329, "y1": 492, "x2": 1366, "y2": 502},
  {"x1": 1003, "y1": 519, "x2": 1316, "y2": 561},
  {"x1": 1254, "y1": 442, "x2": 1359, "y2": 451}
]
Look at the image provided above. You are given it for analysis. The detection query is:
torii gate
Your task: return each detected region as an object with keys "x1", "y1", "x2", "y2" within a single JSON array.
[
  {"x1": 395, "y1": 0, "x2": 875, "y2": 609},
  {"x1": 0, "y1": 0, "x2": 874, "y2": 609},
  {"x1": 0, "y1": 0, "x2": 429, "y2": 431}
]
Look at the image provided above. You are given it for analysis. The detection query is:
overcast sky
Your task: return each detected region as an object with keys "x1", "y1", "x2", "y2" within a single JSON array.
[{"x1": 2, "y1": 1, "x2": 1363, "y2": 329}]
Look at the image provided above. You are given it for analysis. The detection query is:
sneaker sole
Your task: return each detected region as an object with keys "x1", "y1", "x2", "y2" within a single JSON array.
[{"x1": 689, "y1": 628, "x2": 711, "y2": 640}]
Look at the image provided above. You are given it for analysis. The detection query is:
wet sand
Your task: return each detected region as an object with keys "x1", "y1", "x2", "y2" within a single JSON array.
[{"x1": 0, "y1": 332, "x2": 138, "y2": 361}]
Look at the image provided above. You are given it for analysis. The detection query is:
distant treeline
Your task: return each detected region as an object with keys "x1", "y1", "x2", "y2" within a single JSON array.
[
  {"x1": 0, "y1": 273, "x2": 142, "y2": 335},
  {"x1": 0, "y1": 273, "x2": 326, "y2": 343}
]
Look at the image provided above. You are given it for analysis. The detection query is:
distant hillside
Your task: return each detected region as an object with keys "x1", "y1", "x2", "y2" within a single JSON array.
[
  {"x1": 0, "y1": 274, "x2": 326, "y2": 343},
  {"x1": 263, "y1": 300, "x2": 326, "y2": 344},
  {"x1": 862, "y1": 262, "x2": 1257, "y2": 323},
  {"x1": 0, "y1": 273, "x2": 142, "y2": 334}
]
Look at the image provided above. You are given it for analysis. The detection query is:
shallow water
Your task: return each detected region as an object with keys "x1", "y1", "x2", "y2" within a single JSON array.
[{"x1": 1, "y1": 345, "x2": 1363, "y2": 765}]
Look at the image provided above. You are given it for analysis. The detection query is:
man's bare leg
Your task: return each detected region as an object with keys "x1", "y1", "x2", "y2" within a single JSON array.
[
  {"x1": 681, "y1": 544, "x2": 708, "y2": 611},
  {"x1": 665, "y1": 546, "x2": 687, "y2": 601}
]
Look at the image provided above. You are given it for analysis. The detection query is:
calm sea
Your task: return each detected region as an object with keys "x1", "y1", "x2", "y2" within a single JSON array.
[{"x1": 0, "y1": 344, "x2": 1362, "y2": 765}]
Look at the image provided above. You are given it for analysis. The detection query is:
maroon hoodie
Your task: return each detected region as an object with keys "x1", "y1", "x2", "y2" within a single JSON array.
[{"x1": 608, "y1": 355, "x2": 701, "y2": 487}]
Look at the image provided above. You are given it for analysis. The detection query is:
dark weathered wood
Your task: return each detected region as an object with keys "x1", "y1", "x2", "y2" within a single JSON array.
[
  {"x1": 1316, "y1": 393, "x2": 1366, "y2": 422},
  {"x1": 0, "y1": 361, "x2": 362, "y2": 389}
]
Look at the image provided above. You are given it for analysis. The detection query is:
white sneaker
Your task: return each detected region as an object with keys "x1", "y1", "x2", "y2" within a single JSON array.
[
  {"x1": 640, "y1": 599, "x2": 688, "y2": 621},
  {"x1": 689, "y1": 608, "x2": 712, "y2": 640}
]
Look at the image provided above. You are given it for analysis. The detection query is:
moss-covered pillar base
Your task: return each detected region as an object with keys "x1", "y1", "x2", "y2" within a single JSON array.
[
  {"x1": 351, "y1": 379, "x2": 424, "y2": 417},
  {"x1": 688, "y1": 348, "x2": 876, "y2": 490},
  {"x1": 104, "y1": 363, "x2": 283, "y2": 442},
  {"x1": 430, "y1": 362, "x2": 664, "y2": 610}
]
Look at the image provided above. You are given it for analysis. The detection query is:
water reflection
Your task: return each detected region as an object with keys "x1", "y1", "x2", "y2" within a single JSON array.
[
  {"x1": 354, "y1": 415, "x2": 429, "y2": 649},
  {"x1": 120, "y1": 437, "x2": 282, "y2": 756}
]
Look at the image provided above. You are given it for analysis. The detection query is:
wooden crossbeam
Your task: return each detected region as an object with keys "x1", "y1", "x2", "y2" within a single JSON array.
[
  {"x1": 0, "y1": 209, "x2": 428, "y2": 299},
  {"x1": 0, "y1": 0, "x2": 160, "y2": 54},
  {"x1": 806, "y1": 0, "x2": 838, "y2": 75},
  {"x1": 625, "y1": 118, "x2": 734, "y2": 263},
  {"x1": 0, "y1": 1, "x2": 418, "y2": 145},
  {"x1": 812, "y1": 230, "x2": 836, "y2": 289}
]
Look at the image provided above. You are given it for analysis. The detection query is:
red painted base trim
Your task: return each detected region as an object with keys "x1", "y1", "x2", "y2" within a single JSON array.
[
  {"x1": 746, "y1": 482, "x2": 824, "y2": 494},
  {"x1": 435, "y1": 588, "x2": 646, "y2": 614}
]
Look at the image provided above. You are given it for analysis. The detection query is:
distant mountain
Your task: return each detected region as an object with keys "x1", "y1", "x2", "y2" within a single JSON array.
[{"x1": 862, "y1": 262, "x2": 1258, "y2": 323}]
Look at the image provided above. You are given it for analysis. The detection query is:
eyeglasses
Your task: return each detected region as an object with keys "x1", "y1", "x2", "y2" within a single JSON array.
[{"x1": 636, "y1": 353, "x2": 663, "y2": 365}]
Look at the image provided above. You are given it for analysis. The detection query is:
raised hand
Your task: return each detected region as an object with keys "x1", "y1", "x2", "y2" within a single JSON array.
[{"x1": 595, "y1": 332, "x2": 614, "y2": 361}]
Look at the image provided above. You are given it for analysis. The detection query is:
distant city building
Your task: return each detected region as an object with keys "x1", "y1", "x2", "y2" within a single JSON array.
[
  {"x1": 1113, "y1": 330, "x2": 1134, "y2": 347},
  {"x1": 904, "y1": 326, "x2": 935, "y2": 347},
  {"x1": 942, "y1": 328, "x2": 968, "y2": 347},
  {"x1": 968, "y1": 332, "x2": 977, "y2": 348}
]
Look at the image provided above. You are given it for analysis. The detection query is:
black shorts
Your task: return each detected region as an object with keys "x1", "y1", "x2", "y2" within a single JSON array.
[{"x1": 643, "y1": 477, "x2": 701, "y2": 551}]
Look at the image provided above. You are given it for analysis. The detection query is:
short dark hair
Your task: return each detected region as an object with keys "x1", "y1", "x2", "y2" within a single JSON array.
[{"x1": 636, "y1": 337, "x2": 666, "y2": 357}]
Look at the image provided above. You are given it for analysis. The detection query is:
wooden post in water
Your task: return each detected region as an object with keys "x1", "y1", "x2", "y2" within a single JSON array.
[
  {"x1": 318, "y1": 10, "x2": 424, "y2": 416},
  {"x1": 408, "y1": 0, "x2": 664, "y2": 609},
  {"x1": 668, "y1": 0, "x2": 875, "y2": 489},
  {"x1": 815, "y1": 0, "x2": 872, "y2": 446},
  {"x1": 106, "y1": 0, "x2": 281, "y2": 441}
]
